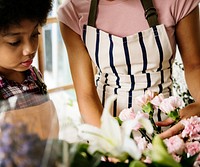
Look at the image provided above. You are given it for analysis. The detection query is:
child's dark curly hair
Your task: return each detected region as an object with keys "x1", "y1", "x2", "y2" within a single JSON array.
[{"x1": 0, "y1": 0, "x2": 53, "y2": 32}]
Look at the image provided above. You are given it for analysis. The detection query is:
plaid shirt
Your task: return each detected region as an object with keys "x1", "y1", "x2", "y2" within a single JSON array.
[{"x1": 0, "y1": 66, "x2": 49, "y2": 112}]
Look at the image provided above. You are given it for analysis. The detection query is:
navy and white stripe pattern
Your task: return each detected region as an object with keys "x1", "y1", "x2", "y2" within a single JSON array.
[{"x1": 83, "y1": 24, "x2": 173, "y2": 119}]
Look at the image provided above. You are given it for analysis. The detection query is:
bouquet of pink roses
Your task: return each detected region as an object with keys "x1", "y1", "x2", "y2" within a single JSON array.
[
  {"x1": 118, "y1": 90, "x2": 200, "y2": 167},
  {"x1": 163, "y1": 116, "x2": 200, "y2": 167}
]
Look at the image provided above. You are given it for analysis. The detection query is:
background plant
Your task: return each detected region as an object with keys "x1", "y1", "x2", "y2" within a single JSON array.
[{"x1": 172, "y1": 58, "x2": 194, "y2": 107}]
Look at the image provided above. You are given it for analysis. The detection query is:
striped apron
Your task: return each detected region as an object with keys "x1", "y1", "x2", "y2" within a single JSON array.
[{"x1": 83, "y1": 0, "x2": 173, "y2": 121}]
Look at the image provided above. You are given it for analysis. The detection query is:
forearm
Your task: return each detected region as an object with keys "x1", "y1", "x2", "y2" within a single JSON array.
[
  {"x1": 185, "y1": 66, "x2": 200, "y2": 102},
  {"x1": 70, "y1": 51, "x2": 103, "y2": 126},
  {"x1": 176, "y1": 6, "x2": 200, "y2": 103},
  {"x1": 72, "y1": 58, "x2": 103, "y2": 126},
  {"x1": 77, "y1": 90, "x2": 103, "y2": 127},
  {"x1": 59, "y1": 22, "x2": 103, "y2": 126}
]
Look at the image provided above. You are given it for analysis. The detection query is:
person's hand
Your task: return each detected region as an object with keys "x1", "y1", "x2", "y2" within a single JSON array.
[{"x1": 156, "y1": 102, "x2": 200, "y2": 139}]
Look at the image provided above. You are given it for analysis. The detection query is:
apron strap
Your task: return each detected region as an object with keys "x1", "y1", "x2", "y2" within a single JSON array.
[
  {"x1": 140, "y1": 0, "x2": 159, "y2": 27},
  {"x1": 88, "y1": 0, "x2": 158, "y2": 28},
  {"x1": 87, "y1": 0, "x2": 99, "y2": 27}
]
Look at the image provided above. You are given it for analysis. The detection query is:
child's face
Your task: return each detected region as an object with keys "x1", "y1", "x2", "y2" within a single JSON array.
[{"x1": 0, "y1": 20, "x2": 39, "y2": 74}]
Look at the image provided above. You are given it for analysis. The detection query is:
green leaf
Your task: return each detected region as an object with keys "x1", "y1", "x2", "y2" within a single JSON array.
[
  {"x1": 69, "y1": 143, "x2": 102, "y2": 167},
  {"x1": 168, "y1": 110, "x2": 180, "y2": 121},
  {"x1": 67, "y1": 99, "x2": 74, "y2": 106},
  {"x1": 148, "y1": 136, "x2": 181, "y2": 167},
  {"x1": 180, "y1": 152, "x2": 200, "y2": 167},
  {"x1": 129, "y1": 160, "x2": 147, "y2": 167},
  {"x1": 143, "y1": 102, "x2": 153, "y2": 114},
  {"x1": 115, "y1": 117, "x2": 123, "y2": 126}
]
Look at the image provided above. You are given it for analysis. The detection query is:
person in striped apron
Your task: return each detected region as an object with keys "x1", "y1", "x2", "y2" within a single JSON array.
[{"x1": 57, "y1": 0, "x2": 200, "y2": 138}]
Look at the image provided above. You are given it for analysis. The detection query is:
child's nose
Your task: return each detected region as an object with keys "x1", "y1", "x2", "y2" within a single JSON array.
[{"x1": 23, "y1": 41, "x2": 36, "y2": 55}]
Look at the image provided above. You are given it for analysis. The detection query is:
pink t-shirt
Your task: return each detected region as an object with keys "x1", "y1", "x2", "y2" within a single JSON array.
[{"x1": 57, "y1": 0, "x2": 199, "y2": 54}]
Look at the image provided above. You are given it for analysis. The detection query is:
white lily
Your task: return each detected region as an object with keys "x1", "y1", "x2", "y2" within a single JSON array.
[{"x1": 78, "y1": 95, "x2": 152, "y2": 161}]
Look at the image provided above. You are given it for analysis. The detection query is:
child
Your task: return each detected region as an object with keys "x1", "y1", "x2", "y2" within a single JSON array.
[{"x1": 0, "y1": 0, "x2": 59, "y2": 139}]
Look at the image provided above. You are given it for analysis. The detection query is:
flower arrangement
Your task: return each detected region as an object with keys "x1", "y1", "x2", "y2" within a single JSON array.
[
  {"x1": 0, "y1": 91, "x2": 199, "y2": 167},
  {"x1": 78, "y1": 90, "x2": 200, "y2": 167},
  {"x1": 120, "y1": 90, "x2": 200, "y2": 166}
]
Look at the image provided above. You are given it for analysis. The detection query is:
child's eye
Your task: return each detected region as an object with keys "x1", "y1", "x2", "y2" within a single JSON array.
[
  {"x1": 32, "y1": 32, "x2": 41, "y2": 38},
  {"x1": 8, "y1": 41, "x2": 21, "y2": 46}
]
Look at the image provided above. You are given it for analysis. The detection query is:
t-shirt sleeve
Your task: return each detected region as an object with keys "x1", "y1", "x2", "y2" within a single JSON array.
[
  {"x1": 57, "y1": 0, "x2": 81, "y2": 35},
  {"x1": 172, "y1": 0, "x2": 200, "y2": 23}
]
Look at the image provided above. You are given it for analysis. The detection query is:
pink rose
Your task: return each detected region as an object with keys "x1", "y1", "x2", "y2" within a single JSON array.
[
  {"x1": 147, "y1": 143, "x2": 153, "y2": 150},
  {"x1": 135, "y1": 111, "x2": 149, "y2": 120},
  {"x1": 133, "y1": 111, "x2": 150, "y2": 130},
  {"x1": 181, "y1": 116, "x2": 200, "y2": 139},
  {"x1": 145, "y1": 90, "x2": 155, "y2": 100},
  {"x1": 135, "y1": 95, "x2": 148, "y2": 107},
  {"x1": 164, "y1": 135, "x2": 185, "y2": 155},
  {"x1": 119, "y1": 108, "x2": 135, "y2": 121},
  {"x1": 134, "y1": 136, "x2": 148, "y2": 152},
  {"x1": 135, "y1": 90, "x2": 156, "y2": 107},
  {"x1": 171, "y1": 153, "x2": 181, "y2": 162},
  {"x1": 159, "y1": 96, "x2": 182, "y2": 114},
  {"x1": 143, "y1": 156, "x2": 152, "y2": 164},
  {"x1": 150, "y1": 93, "x2": 164, "y2": 108},
  {"x1": 194, "y1": 154, "x2": 200, "y2": 167},
  {"x1": 185, "y1": 141, "x2": 200, "y2": 157}
]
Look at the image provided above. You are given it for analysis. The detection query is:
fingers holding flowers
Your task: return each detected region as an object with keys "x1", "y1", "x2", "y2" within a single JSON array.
[
  {"x1": 157, "y1": 101, "x2": 200, "y2": 139},
  {"x1": 156, "y1": 117, "x2": 175, "y2": 127},
  {"x1": 158, "y1": 121, "x2": 184, "y2": 139},
  {"x1": 135, "y1": 90, "x2": 182, "y2": 134}
]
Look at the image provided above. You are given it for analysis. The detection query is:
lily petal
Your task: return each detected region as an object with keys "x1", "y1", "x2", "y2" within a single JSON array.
[
  {"x1": 122, "y1": 136, "x2": 142, "y2": 160},
  {"x1": 139, "y1": 118, "x2": 153, "y2": 134}
]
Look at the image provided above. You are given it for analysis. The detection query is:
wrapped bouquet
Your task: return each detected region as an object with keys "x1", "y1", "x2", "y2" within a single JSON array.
[
  {"x1": 0, "y1": 90, "x2": 199, "y2": 167},
  {"x1": 78, "y1": 90, "x2": 200, "y2": 167}
]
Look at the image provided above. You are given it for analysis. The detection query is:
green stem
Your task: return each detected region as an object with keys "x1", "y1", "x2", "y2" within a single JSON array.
[
  {"x1": 149, "y1": 111, "x2": 161, "y2": 134},
  {"x1": 139, "y1": 129, "x2": 152, "y2": 143}
]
